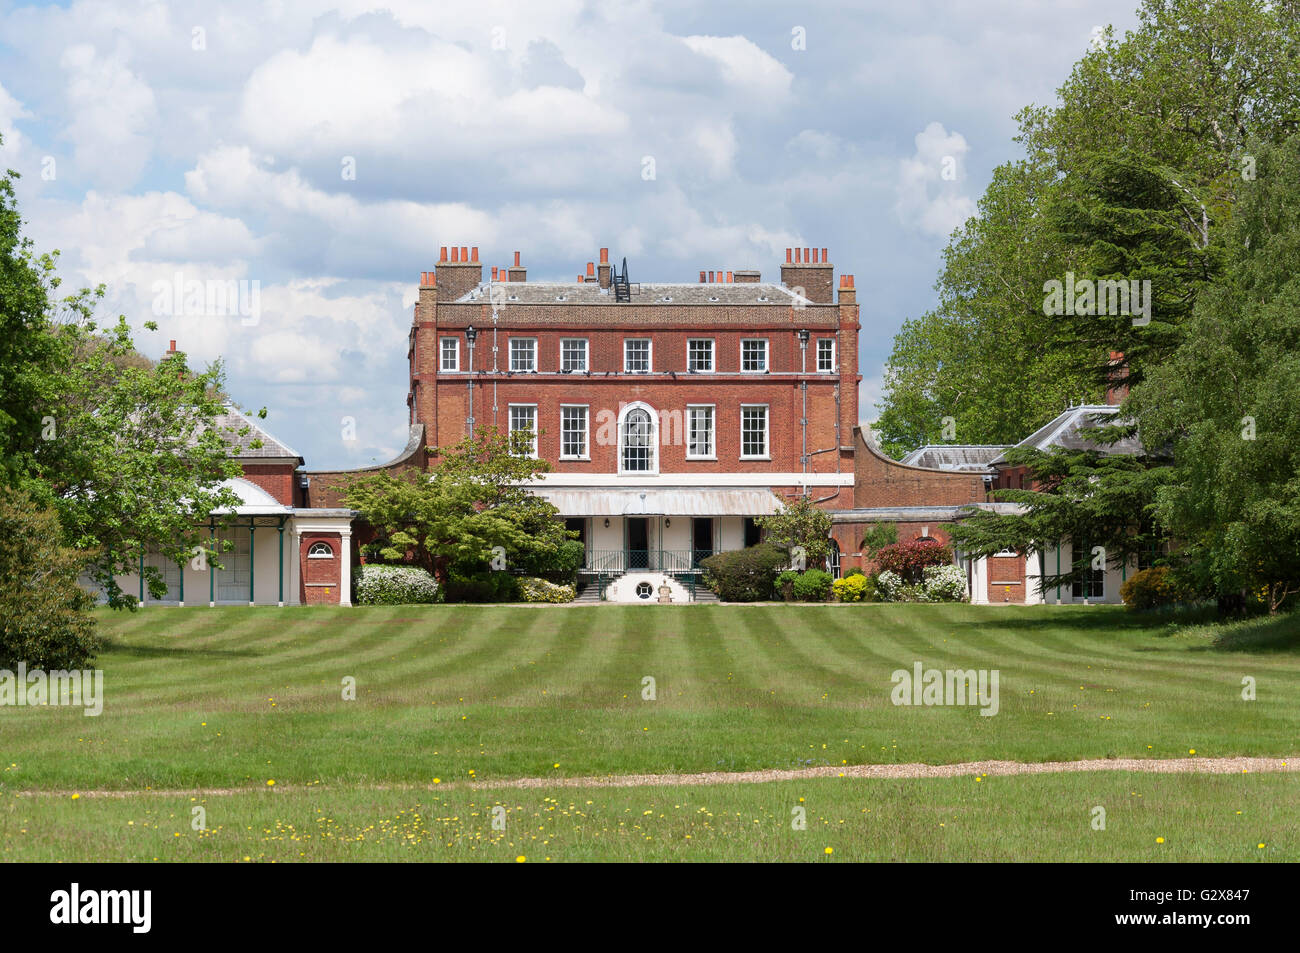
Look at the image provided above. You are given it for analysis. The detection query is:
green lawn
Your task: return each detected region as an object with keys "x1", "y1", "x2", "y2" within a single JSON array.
[{"x1": 2, "y1": 603, "x2": 1298, "y2": 861}]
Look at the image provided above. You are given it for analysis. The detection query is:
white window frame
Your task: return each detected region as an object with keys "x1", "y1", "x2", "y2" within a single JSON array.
[
  {"x1": 624, "y1": 338, "x2": 652, "y2": 373},
  {"x1": 740, "y1": 404, "x2": 770, "y2": 459},
  {"x1": 440, "y1": 337, "x2": 459, "y2": 372},
  {"x1": 687, "y1": 338, "x2": 714, "y2": 373},
  {"x1": 618, "y1": 402, "x2": 658, "y2": 475},
  {"x1": 817, "y1": 338, "x2": 836, "y2": 373},
  {"x1": 307, "y1": 542, "x2": 334, "y2": 558},
  {"x1": 686, "y1": 404, "x2": 716, "y2": 460},
  {"x1": 560, "y1": 404, "x2": 589, "y2": 460},
  {"x1": 510, "y1": 337, "x2": 537, "y2": 373},
  {"x1": 508, "y1": 403, "x2": 538, "y2": 458},
  {"x1": 560, "y1": 338, "x2": 588, "y2": 373},
  {"x1": 740, "y1": 338, "x2": 768, "y2": 373}
]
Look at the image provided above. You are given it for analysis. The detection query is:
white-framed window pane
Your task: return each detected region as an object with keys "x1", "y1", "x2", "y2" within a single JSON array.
[
  {"x1": 561, "y1": 406, "x2": 588, "y2": 458},
  {"x1": 817, "y1": 338, "x2": 835, "y2": 372},
  {"x1": 621, "y1": 409, "x2": 654, "y2": 472},
  {"x1": 509, "y1": 405, "x2": 537, "y2": 456},
  {"x1": 741, "y1": 339, "x2": 767, "y2": 372},
  {"x1": 561, "y1": 338, "x2": 587, "y2": 372},
  {"x1": 688, "y1": 339, "x2": 713, "y2": 372},
  {"x1": 687, "y1": 406, "x2": 714, "y2": 457},
  {"x1": 440, "y1": 337, "x2": 459, "y2": 371},
  {"x1": 510, "y1": 338, "x2": 536, "y2": 372},
  {"x1": 624, "y1": 338, "x2": 650, "y2": 372},
  {"x1": 741, "y1": 406, "x2": 768, "y2": 457}
]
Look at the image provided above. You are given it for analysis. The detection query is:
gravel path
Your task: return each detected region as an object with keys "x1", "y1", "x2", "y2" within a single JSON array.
[{"x1": 14, "y1": 755, "x2": 1296, "y2": 798}]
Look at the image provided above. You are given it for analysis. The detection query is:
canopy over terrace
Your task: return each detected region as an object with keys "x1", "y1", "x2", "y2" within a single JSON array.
[{"x1": 528, "y1": 487, "x2": 784, "y2": 516}]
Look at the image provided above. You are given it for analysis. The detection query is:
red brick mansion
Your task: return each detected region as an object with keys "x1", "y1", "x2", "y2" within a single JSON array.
[{"x1": 98, "y1": 245, "x2": 1138, "y2": 606}]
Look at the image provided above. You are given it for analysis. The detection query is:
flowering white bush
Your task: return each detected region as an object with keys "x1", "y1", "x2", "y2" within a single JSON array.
[
  {"x1": 518, "y1": 576, "x2": 576, "y2": 603},
  {"x1": 875, "y1": 570, "x2": 906, "y2": 602},
  {"x1": 922, "y1": 564, "x2": 969, "y2": 602},
  {"x1": 355, "y1": 564, "x2": 439, "y2": 605}
]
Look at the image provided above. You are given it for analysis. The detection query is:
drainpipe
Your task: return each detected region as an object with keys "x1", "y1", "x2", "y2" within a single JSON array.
[
  {"x1": 465, "y1": 325, "x2": 478, "y2": 438},
  {"x1": 797, "y1": 329, "x2": 809, "y2": 495}
]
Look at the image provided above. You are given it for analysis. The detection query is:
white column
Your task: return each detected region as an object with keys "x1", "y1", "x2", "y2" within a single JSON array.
[
  {"x1": 1025, "y1": 550, "x2": 1044, "y2": 604},
  {"x1": 970, "y1": 556, "x2": 988, "y2": 604},
  {"x1": 339, "y1": 531, "x2": 353, "y2": 606}
]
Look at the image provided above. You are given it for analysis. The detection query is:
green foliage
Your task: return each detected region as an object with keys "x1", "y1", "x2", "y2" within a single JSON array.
[
  {"x1": 517, "y1": 576, "x2": 576, "y2": 603},
  {"x1": 443, "y1": 571, "x2": 520, "y2": 604},
  {"x1": 791, "y1": 569, "x2": 833, "y2": 602},
  {"x1": 874, "y1": 0, "x2": 1300, "y2": 454},
  {"x1": 354, "y1": 564, "x2": 440, "y2": 606},
  {"x1": 1120, "y1": 566, "x2": 1180, "y2": 611},
  {"x1": 948, "y1": 443, "x2": 1169, "y2": 594},
  {"x1": 0, "y1": 156, "x2": 242, "y2": 608},
  {"x1": 0, "y1": 486, "x2": 100, "y2": 669},
  {"x1": 756, "y1": 496, "x2": 833, "y2": 567},
  {"x1": 832, "y1": 573, "x2": 871, "y2": 602},
  {"x1": 344, "y1": 426, "x2": 570, "y2": 585},
  {"x1": 700, "y1": 543, "x2": 787, "y2": 602},
  {"x1": 775, "y1": 569, "x2": 800, "y2": 600},
  {"x1": 922, "y1": 564, "x2": 969, "y2": 603},
  {"x1": 1132, "y1": 136, "x2": 1300, "y2": 613},
  {"x1": 859, "y1": 524, "x2": 898, "y2": 557}
]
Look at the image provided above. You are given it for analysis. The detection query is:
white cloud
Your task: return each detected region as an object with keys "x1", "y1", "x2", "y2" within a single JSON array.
[
  {"x1": 59, "y1": 43, "x2": 159, "y2": 189},
  {"x1": 895, "y1": 121, "x2": 977, "y2": 238},
  {"x1": 682, "y1": 35, "x2": 793, "y2": 102}
]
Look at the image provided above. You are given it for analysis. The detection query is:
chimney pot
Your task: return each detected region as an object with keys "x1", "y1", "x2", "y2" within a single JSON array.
[
  {"x1": 169, "y1": 339, "x2": 176, "y2": 351},
  {"x1": 821, "y1": 247, "x2": 828, "y2": 263},
  {"x1": 786, "y1": 247, "x2": 793, "y2": 263},
  {"x1": 491, "y1": 266, "x2": 498, "y2": 279},
  {"x1": 471, "y1": 247, "x2": 479, "y2": 263},
  {"x1": 600, "y1": 247, "x2": 609, "y2": 264},
  {"x1": 451, "y1": 247, "x2": 459, "y2": 262},
  {"x1": 803, "y1": 247, "x2": 810, "y2": 264},
  {"x1": 514, "y1": 251, "x2": 521, "y2": 266},
  {"x1": 700, "y1": 270, "x2": 706, "y2": 283},
  {"x1": 811, "y1": 249, "x2": 819, "y2": 263},
  {"x1": 726, "y1": 271, "x2": 733, "y2": 283},
  {"x1": 439, "y1": 246, "x2": 448, "y2": 262},
  {"x1": 587, "y1": 261, "x2": 595, "y2": 277}
]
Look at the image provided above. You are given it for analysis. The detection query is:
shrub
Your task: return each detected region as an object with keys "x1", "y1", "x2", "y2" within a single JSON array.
[
  {"x1": 776, "y1": 569, "x2": 800, "y2": 601},
  {"x1": 875, "y1": 539, "x2": 952, "y2": 584},
  {"x1": 701, "y1": 543, "x2": 787, "y2": 602},
  {"x1": 843, "y1": 566, "x2": 865, "y2": 579},
  {"x1": 518, "y1": 576, "x2": 576, "y2": 603},
  {"x1": 354, "y1": 564, "x2": 440, "y2": 606},
  {"x1": 443, "y1": 571, "x2": 520, "y2": 603},
  {"x1": 832, "y1": 573, "x2": 870, "y2": 602},
  {"x1": 512, "y1": 539, "x2": 585, "y2": 582},
  {"x1": 0, "y1": 488, "x2": 100, "y2": 669},
  {"x1": 1120, "y1": 566, "x2": 1180, "y2": 610},
  {"x1": 875, "y1": 569, "x2": 907, "y2": 602},
  {"x1": 922, "y1": 564, "x2": 968, "y2": 602},
  {"x1": 791, "y1": 569, "x2": 833, "y2": 602}
]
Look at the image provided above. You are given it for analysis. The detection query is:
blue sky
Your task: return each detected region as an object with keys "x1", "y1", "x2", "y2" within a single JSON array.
[{"x1": 0, "y1": 0, "x2": 1142, "y2": 468}]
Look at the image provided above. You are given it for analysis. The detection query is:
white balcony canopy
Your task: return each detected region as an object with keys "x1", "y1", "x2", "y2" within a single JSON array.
[{"x1": 531, "y1": 487, "x2": 784, "y2": 517}]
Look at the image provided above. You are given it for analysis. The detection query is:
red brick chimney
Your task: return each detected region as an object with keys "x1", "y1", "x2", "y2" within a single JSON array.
[
  {"x1": 434, "y1": 244, "x2": 482, "y2": 300},
  {"x1": 507, "y1": 250, "x2": 526, "y2": 282},
  {"x1": 1106, "y1": 351, "x2": 1129, "y2": 405},
  {"x1": 598, "y1": 248, "x2": 611, "y2": 289},
  {"x1": 781, "y1": 246, "x2": 834, "y2": 303}
]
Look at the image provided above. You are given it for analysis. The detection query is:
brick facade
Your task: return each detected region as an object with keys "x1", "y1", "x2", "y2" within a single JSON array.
[
  {"x1": 299, "y1": 532, "x2": 342, "y2": 605},
  {"x1": 852, "y1": 427, "x2": 986, "y2": 508}
]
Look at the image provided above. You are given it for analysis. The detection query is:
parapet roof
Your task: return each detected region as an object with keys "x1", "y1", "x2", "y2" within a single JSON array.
[{"x1": 452, "y1": 281, "x2": 814, "y2": 307}]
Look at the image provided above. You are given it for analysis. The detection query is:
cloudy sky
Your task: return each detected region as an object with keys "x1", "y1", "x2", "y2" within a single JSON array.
[{"x1": 0, "y1": 0, "x2": 1141, "y2": 468}]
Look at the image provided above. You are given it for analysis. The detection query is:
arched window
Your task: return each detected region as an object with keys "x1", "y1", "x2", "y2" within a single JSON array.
[
  {"x1": 620, "y1": 406, "x2": 655, "y2": 473},
  {"x1": 307, "y1": 542, "x2": 334, "y2": 558}
]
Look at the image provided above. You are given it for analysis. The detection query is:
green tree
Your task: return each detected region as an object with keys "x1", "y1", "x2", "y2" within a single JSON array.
[
  {"x1": 1133, "y1": 137, "x2": 1300, "y2": 613},
  {"x1": 0, "y1": 486, "x2": 100, "y2": 669},
  {"x1": 343, "y1": 425, "x2": 572, "y2": 585},
  {"x1": 756, "y1": 495, "x2": 833, "y2": 568}
]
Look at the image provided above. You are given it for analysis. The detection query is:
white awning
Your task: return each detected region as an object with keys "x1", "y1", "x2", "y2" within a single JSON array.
[
  {"x1": 531, "y1": 487, "x2": 784, "y2": 517},
  {"x1": 210, "y1": 477, "x2": 294, "y2": 515}
]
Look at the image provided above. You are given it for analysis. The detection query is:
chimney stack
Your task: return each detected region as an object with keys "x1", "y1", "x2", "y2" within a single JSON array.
[
  {"x1": 434, "y1": 244, "x2": 483, "y2": 300},
  {"x1": 781, "y1": 246, "x2": 835, "y2": 303},
  {"x1": 507, "y1": 250, "x2": 526, "y2": 282},
  {"x1": 598, "y1": 247, "x2": 611, "y2": 289}
]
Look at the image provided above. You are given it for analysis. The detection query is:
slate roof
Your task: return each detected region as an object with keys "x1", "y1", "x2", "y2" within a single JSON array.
[
  {"x1": 990, "y1": 405, "x2": 1143, "y2": 465},
  {"x1": 210, "y1": 405, "x2": 303, "y2": 462},
  {"x1": 453, "y1": 281, "x2": 812, "y2": 307}
]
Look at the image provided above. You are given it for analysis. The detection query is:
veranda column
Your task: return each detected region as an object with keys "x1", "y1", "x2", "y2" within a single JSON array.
[
  {"x1": 249, "y1": 523, "x2": 256, "y2": 606},
  {"x1": 339, "y1": 531, "x2": 353, "y2": 607}
]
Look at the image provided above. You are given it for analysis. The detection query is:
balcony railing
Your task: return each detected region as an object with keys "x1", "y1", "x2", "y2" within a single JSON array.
[{"x1": 584, "y1": 549, "x2": 714, "y2": 572}]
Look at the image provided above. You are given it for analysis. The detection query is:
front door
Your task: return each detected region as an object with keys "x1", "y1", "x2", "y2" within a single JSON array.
[
  {"x1": 626, "y1": 517, "x2": 649, "y2": 570},
  {"x1": 692, "y1": 517, "x2": 713, "y2": 567}
]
